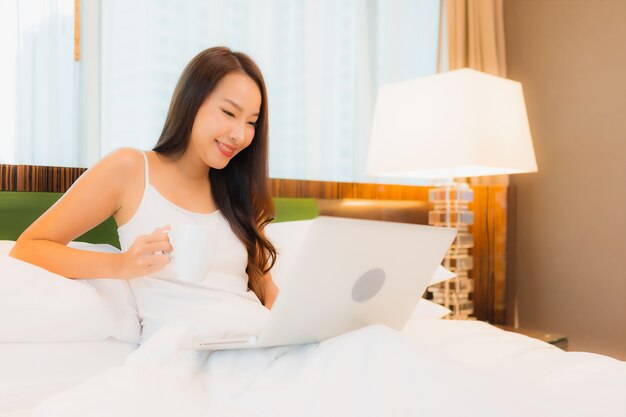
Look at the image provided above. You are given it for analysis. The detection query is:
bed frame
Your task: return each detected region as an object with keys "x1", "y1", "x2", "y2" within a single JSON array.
[{"x1": 0, "y1": 163, "x2": 516, "y2": 326}]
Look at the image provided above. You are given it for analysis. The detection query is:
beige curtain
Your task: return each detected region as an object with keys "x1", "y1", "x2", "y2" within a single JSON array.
[
  {"x1": 441, "y1": 0, "x2": 509, "y2": 184},
  {"x1": 445, "y1": 0, "x2": 507, "y2": 76}
]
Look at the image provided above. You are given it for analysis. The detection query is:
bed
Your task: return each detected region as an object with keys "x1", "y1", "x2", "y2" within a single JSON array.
[{"x1": 0, "y1": 166, "x2": 625, "y2": 417}]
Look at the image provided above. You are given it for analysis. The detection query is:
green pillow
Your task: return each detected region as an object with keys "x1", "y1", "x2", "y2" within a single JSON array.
[
  {"x1": 0, "y1": 192, "x2": 120, "y2": 247},
  {"x1": 0, "y1": 192, "x2": 318, "y2": 248},
  {"x1": 272, "y1": 197, "x2": 319, "y2": 223}
]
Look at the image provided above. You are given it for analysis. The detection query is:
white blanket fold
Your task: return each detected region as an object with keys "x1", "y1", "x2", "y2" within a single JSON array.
[{"x1": 32, "y1": 321, "x2": 559, "y2": 417}]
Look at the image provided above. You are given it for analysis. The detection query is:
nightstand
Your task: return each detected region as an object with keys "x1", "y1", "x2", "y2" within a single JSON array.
[{"x1": 494, "y1": 325, "x2": 568, "y2": 351}]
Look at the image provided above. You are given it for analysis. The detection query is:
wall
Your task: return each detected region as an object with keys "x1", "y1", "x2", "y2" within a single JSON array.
[{"x1": 504, "y1": 0, "x2": 626, "y2": 359}]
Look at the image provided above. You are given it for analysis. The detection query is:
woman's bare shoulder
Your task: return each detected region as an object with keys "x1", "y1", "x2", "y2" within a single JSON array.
[
  {"x1": 85, "y1": 147, "x2": 144, "y2": 181},
  {"x1": 101, "y1": 147, "x2": 145, "y2": 170},
  {"x1": 13, "y1": 148, "x2": 148, "y2": 246},
  {"x1": 68, "y1": 147, "x2": 146, "y2": 201}
]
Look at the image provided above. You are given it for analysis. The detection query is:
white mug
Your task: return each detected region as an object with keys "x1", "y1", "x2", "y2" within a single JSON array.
[{"x1": 167, "y1": 224, "x2": 219, "y2": 284}]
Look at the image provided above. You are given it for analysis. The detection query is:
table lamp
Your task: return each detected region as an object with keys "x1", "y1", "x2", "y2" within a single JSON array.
[{"x1": 366, "y1": 68, "x2": 537, "y2": 319}]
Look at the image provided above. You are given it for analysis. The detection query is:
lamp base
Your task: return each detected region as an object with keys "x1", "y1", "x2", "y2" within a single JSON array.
[{"x1": 427, "y1": 182, "x2": 475, "y2": 320}]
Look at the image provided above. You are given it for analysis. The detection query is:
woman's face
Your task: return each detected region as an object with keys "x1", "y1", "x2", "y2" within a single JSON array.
[{"x1": 188, "y1": 71, "x2": 262, "y2": 170}]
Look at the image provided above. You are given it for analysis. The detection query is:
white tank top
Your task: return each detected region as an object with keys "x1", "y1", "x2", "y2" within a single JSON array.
[{"x1": 118, "y1": 151, "x2": 256, "y2": 341}]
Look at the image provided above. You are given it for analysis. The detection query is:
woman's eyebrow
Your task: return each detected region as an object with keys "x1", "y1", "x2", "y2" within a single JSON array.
[{"x1": 222, "y1": 98, "x2": 259, "y2": 117}]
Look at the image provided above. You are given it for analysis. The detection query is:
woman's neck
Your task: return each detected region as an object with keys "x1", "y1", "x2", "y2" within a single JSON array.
[{"x1": 157, "y1": 150, "x2": 210, "y2": 185}]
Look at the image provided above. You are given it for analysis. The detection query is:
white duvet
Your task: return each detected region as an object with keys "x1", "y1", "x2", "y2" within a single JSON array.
[
  {"x1": 24, "y1": 298, "x2": 625, "y2": 417},
  {"x1": 29, "y1": 326, "x2": 530, "y2": 417}
]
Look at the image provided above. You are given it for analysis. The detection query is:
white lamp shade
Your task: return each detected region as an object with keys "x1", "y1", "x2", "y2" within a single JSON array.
[{"x1": 366, "y1": 68, "x2": 538, "y2": 179}]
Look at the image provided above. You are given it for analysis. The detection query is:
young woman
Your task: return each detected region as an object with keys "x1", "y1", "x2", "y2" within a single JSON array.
[{"x1": 10, "y1": 47, "x2": 279, "y2": 339}]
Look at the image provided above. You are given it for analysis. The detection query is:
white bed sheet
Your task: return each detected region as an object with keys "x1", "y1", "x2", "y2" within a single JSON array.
[
  {"x1": 0, "y1": 339, "x2": 138, "y2": 415},
  {"x1": 403, "y1": 318, "x2": 626, "y2": 417},
  {"x1": 2, "y1": 320, "x2": 625, "y2": 417}
]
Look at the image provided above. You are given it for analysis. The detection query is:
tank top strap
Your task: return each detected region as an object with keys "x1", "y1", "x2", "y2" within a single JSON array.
[{"x1": 140, "y1": 150, "x2": 150, "y2": 189}]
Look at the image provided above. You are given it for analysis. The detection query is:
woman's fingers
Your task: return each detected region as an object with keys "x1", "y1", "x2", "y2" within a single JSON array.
[
  {"x1": 145, "y1": 252, "x2": 170, "y2": 267},
  {"x1": 122, "y1": 226, "x2": 174, "y2": 278},
  {"x1": 143, "y1": 240, "x2": 173, "y2": 255},
  {"x1": 135, "y1": 226, "x2": 173, "y2": 253}
]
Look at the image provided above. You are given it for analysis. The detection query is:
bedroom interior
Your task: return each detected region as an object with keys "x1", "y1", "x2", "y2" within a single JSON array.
[{"x1": 0, "y1": 0, "x2": 624, "y2": 415}]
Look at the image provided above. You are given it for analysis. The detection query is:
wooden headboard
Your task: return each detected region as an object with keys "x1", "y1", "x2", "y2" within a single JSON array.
[{"x1": 0, "y1": 164, "x2": 516, "y2": 326}]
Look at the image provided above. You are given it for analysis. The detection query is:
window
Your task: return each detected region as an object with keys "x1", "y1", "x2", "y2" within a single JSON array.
[
  {"x1": 0, "y1": 0, "x2": 77, "y2": 166},
  {"x1": 2, "y1": 0, "x2": 441, "y2": 184}
]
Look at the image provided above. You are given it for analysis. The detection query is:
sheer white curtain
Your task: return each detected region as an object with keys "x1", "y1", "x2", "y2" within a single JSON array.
[
  {"x1": 101, "y1": 0, "x2": 440, "y2": 183},
  {"x1": 2, "y1": 0, "x2": 440, "y2": 182},
  {"x1": 0, "y1": 0, "x2": 76, "y2": 166},
  {"x1": 0, "y1": 0, "x2": 101, "y2": 167},
  {"x1": 0, "y1": 0, "x2": 18, "y2": 164}
]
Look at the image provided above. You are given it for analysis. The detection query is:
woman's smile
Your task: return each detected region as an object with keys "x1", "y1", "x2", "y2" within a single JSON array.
[{"x1": 215, "y1": 140, "x2": 236, "y2": 158}]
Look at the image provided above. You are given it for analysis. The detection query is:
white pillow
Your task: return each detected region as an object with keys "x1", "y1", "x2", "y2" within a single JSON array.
[
  {"x1": 410, "y1": 299, "x2": 451, "y2": 320},
  {"x1": 429, "y1": 265, "x2": 456, "y2": 285},
  {"x1": 0, "y1": 240, "x2": 140, "y2": 343}
]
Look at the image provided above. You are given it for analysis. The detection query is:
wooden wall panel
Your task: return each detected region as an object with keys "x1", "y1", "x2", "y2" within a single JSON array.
[
  {"x1": 0, "y1": 165, "x2": 17, "y2": 191},
  {"x1": 270, "y1": 178, "x2": 430, "y2": 201},
  {"x1": 1, "y1": 164, "x2": 84, "y2": 192},
  {"x1": 471, "y1": 185, "x2": 514, "y2": 324}
]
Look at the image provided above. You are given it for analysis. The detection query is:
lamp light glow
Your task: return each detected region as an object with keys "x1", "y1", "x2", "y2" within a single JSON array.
[{"x1": 366, "y1": 68, "x2": 537, "y2": 180}]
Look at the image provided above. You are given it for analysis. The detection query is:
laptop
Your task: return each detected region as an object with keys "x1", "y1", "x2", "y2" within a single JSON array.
[{"x1": 182, "y1": 216, "x2": 456, "y2": 351}]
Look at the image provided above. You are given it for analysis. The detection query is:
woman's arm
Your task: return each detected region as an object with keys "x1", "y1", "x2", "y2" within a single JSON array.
[
  {"x1": 262, "y1": 271, "x2": 279, "y2": 309},
  {"x1": 9, "y1": 148, "x2": 172, "y2": 279}
]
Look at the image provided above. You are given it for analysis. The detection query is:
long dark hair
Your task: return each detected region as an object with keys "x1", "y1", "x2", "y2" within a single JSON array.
[{"x1": 153, "y1": 47, "x2": 276, "y2": 304}]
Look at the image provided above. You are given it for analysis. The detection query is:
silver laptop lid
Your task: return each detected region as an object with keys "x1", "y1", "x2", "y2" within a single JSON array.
[{"x1": 258, "y1": 216, "x2": 456, "y2": 346}]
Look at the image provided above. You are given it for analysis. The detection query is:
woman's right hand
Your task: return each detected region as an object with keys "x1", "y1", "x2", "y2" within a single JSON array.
[{"x1": 118, "y1": 226, "x2": 173, "y2": 279}]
